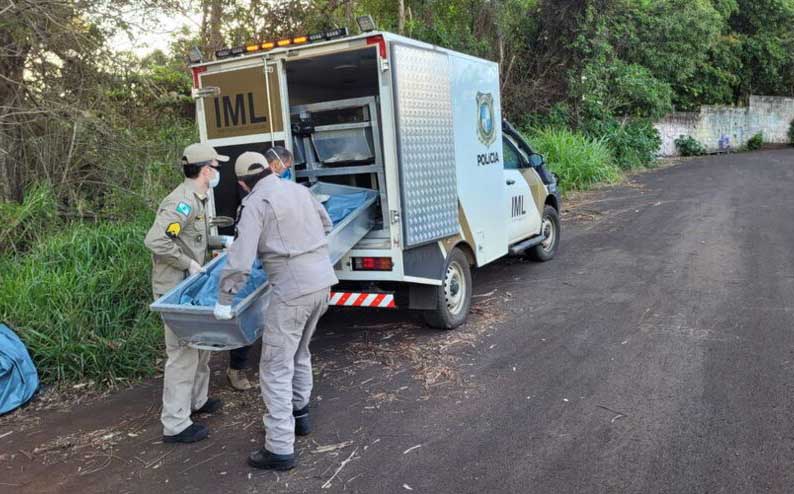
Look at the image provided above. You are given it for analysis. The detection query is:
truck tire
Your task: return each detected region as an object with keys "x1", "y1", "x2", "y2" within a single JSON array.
[
  {"x1": 528, "y1": 205, "x2": 560, "y2": 262},
  {"x1": 422, "y1": 248, "x2": 472, "y2": 329}
]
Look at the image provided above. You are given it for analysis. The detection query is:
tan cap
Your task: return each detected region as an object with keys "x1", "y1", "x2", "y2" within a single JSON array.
[
  {"x1": 235, "y1": 151, "x2": 269, "y2": 177},
  {"x1": 182, "y1": 143, "x2": 229, "y2": 165}
]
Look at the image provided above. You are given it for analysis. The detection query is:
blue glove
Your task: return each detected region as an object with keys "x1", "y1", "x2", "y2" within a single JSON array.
[{"x1": 213, "y1": 303, "x2": 233, "y2": 320}]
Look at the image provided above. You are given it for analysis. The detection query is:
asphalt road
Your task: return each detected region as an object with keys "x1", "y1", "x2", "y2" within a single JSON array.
[{"x1": 3, "y1": 148, "x2": 794, "y2": 493}]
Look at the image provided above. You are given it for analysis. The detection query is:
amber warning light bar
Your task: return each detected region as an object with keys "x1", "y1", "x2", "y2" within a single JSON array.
[{"x1": 215, "y1": 28, "x2": 350, "y2": 60}]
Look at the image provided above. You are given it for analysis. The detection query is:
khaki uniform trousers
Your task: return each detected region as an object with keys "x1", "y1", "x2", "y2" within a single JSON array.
[
  {"x1": 160, "y1": 316, "x2": 211, "y2": 436},
  {"x1": 260, "y1": 288, "x2": 329, "y2": 455}
]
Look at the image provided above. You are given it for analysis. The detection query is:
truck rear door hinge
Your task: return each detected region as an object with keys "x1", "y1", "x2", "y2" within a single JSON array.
[
  {"x1": 390, "y1": 210, "x2": 400, "y2": 225},
  {"x1": 191, "y1": 86, "x2": 220, "y2": 99}
]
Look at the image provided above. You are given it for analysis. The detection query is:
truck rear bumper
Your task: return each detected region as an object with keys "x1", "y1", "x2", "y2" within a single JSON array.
[{"x1": 329, "y1": 291, "x2": 396, "y2": 309}]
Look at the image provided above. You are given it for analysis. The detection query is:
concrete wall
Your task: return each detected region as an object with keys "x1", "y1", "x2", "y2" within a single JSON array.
[{"x1": 655, "y1": 95, "x2": 794, "y2": 156}]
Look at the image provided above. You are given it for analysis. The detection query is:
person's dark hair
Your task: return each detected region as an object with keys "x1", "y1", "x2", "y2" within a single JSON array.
[
  {"x1": 183, "y1": 159, "x2": 213, "y2": 178},
  {"x1": 241, "y1": 167, "x2": 272, "y2": 189},
  {"x1": 266, "y1": 146, "x2": 293, "y2": 166}
]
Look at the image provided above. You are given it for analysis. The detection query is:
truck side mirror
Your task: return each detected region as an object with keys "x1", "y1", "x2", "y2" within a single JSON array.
[{"x1": 529, "y1": 153, "x2": 544, "y2": 168}]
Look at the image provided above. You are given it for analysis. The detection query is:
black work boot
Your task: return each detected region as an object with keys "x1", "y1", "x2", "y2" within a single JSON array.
[
  {"x1": 163, "y1": 423, "x2": 209, "y2": 444},
  {"x1": 247, "y1": 448, "x2": 296, "y2": 470},
  {"x1": 192, "y1": 398, "x2": 223, "y2": 415},
  {"x1": 293, "y1": 405, "x2": 311, "y2": 436}
]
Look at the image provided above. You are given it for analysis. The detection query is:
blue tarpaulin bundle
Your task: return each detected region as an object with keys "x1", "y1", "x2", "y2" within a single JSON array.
[
  {"x1": 0, "y1": 324, "x2": 39, "y2": 415},
  {"x1": 324, "y1": 192, "x2": 370, "y2": 225},
  {"x1": 179, "y1": 258, "x2": 268, "y2": 307}
]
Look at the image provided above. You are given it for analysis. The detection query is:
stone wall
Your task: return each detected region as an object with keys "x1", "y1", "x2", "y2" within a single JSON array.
[{"x1": 655, "y1": 95, "x2": 794, "y2": 156}]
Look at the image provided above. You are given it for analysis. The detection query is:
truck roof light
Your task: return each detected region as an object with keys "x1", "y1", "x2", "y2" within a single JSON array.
[
  {"x1": 324, "y1": 27, "x2": 349, "y2": 40},
  {"x1": 357, "y1": 15, "x2": 377, "y2": 33},
  {"x1": 212, "y1": 27, "x2": 350, "y2": 60},
  {"x1": 187, "y1": 46, "x2": 202, "y2": 64}
]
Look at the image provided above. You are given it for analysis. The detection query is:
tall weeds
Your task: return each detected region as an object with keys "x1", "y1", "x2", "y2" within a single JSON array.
[{"x1": 526, "y1": 127, "x2": 622, "y2": 192}]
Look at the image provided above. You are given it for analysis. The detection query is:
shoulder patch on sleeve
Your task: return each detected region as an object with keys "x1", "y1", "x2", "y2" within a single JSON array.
[
  {"x1": 166, "y1": 222, "x2": 181, "y2": 239},
  {"x1": 176, "y1": 202, "x2": 192, "y2": 217}
]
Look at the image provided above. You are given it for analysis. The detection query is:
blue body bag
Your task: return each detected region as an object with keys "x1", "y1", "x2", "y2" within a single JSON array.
[{"x1": 0, "y1": 324, "x2": 39, "y2": 415}]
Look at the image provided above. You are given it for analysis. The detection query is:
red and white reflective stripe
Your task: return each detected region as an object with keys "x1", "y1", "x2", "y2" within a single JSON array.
[{"x1": 329, "y1": 292, "x2": 396, "y2": 308}]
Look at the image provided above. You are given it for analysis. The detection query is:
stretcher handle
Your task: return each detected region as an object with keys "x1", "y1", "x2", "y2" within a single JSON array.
[{"x1": 187, "y1": 342, "x2": 243, "y2": 352}]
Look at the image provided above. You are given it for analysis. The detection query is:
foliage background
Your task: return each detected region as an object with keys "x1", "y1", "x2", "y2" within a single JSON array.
[{"x1": 2, "y1": 0, "x2": 794, "y2": 385}]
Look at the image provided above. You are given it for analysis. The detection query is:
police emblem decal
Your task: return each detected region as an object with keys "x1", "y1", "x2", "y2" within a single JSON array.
[{"x1": 476, "y1": 92, "x2": 496, "y2": 146}]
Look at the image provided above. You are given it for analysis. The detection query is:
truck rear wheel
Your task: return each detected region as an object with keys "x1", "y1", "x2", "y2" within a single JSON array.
[
  {"x1": 423, "y1": 248, "x2": 472, "y2": 329},
  {"x1": 528, "y1": 205, "x2": 560, "y2": 262}
]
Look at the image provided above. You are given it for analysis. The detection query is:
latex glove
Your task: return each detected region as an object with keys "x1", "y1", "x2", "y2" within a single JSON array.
[
  {"x1": 213, "y1": 303, "x2": 233, "y2": 320},
  {"x1": 220, "y1": 235, "x2": 234, "y2": 248},
  {"x1": 188, "y1": 260, "x2": 204, "y2": 276}
]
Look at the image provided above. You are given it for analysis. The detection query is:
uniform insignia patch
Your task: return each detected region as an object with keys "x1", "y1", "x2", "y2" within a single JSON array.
[
  {"x1": 176, "y1": 202, "x2": 192, "y2": 217},
  {"x1": 166, "y1": 222, "x2": 181, "y2": 239}
]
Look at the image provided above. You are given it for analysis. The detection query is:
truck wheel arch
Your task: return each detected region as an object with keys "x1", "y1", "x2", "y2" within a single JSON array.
[
  {"x1": 545, "y1": 194, "x2": 559, "y2": 213},
  {"x1": 446, "y1": 240, "x2": 476, "y2": 266}
]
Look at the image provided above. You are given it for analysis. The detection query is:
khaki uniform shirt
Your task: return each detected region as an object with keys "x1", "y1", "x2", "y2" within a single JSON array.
[
  {"x1": 144, "y1": 179, "x2": 222, "y2": 296},
  {"x1": 218, "y1": 174, "x2": 338, "y2": 304}
]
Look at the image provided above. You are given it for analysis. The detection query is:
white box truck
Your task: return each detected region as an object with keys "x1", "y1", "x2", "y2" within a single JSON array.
[{"x1": 188, "y1": 27, "x2": 561, "y2": 329}]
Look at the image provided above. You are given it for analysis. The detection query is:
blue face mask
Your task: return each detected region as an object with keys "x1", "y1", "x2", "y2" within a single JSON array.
[{"x1": 279, "y1": 167, "x2": 292, "y2": 181}]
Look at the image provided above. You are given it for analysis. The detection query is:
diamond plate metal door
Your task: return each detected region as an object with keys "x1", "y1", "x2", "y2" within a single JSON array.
[{"x1": 391, "y1": 43, "x2": 459, "y2": 247}]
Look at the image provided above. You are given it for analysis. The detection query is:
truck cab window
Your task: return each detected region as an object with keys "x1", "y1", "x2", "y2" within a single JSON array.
[{"x1": 503, "y1": 138, "x2": 522, "y2": 170}]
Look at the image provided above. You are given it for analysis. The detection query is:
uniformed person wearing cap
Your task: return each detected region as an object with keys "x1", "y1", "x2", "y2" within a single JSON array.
[
  {"x1": 213, "y1": 148, "x2": 337, "y2": 470},
  {"x1": 144, "y1": 142, "x2": 233, "y2": 444}
]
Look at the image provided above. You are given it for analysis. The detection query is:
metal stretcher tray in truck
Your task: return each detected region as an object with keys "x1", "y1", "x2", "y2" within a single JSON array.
[{"x1": 149, "y1": 184, "x2": 378, "y2": 351}]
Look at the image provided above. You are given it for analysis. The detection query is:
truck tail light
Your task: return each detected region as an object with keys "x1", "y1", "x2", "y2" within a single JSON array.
[
  {"x1": 367, "y1": 35, "x2": 386, "y2": 58},
  {"x1": 191, "y1": 66, "x2": 207, "y2": 88},
  {"x1": 353, "y1": 257, "x2": 393, "y2": 271}
]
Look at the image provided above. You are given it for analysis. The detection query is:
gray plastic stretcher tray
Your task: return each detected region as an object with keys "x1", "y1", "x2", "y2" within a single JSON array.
[
  {"x1": 149, "y1": 253, "x2": 272, "y2": 352},
  {"x1": 150, "y1": 183, "x2": 378, "y2": 351}
]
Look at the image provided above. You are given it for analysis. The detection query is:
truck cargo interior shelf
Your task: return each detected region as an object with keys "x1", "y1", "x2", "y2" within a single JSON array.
[{"x1": 296, "y1": 164, "x2": 383, "y2": 178}]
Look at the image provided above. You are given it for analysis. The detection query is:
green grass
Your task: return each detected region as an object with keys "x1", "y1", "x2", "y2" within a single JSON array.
[
  {"x1": 525, "y1": 127, "x2": 622, "y2": 193},
  {"x1": 0, "y1": 220, "x2": 162, "y2": 385}
]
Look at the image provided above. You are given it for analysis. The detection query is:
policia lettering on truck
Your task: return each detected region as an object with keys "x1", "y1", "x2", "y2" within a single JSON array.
[{"x1": 186, "y1": 18, "x2": 561, "y2": 330}]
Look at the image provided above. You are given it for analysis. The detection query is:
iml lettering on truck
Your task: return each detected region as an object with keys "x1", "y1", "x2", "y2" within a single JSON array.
[{"x1": 212, "y1": 93, "x2": 268, "y2": 128}]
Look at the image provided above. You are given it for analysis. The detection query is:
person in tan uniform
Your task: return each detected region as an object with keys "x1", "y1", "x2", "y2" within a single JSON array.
[
  {"x1": 225, "y1": 148, "x2": 295, "y2": 391},
  {"x1": 145, "y1": 142, "x2": 232, "y2": 444},
  {"x1": 213, "y1": 148, "x2": 337, "y2": 470}
]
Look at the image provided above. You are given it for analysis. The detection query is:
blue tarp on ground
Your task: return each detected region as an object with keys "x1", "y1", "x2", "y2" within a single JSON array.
[{"x1": 0, "y1": 324, "x2": 39, "y2": 415}]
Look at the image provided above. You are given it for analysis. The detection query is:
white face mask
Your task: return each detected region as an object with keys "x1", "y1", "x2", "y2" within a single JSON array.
[{"x1": 209, "y1": 167, "x2": 220, "y2": 188}]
